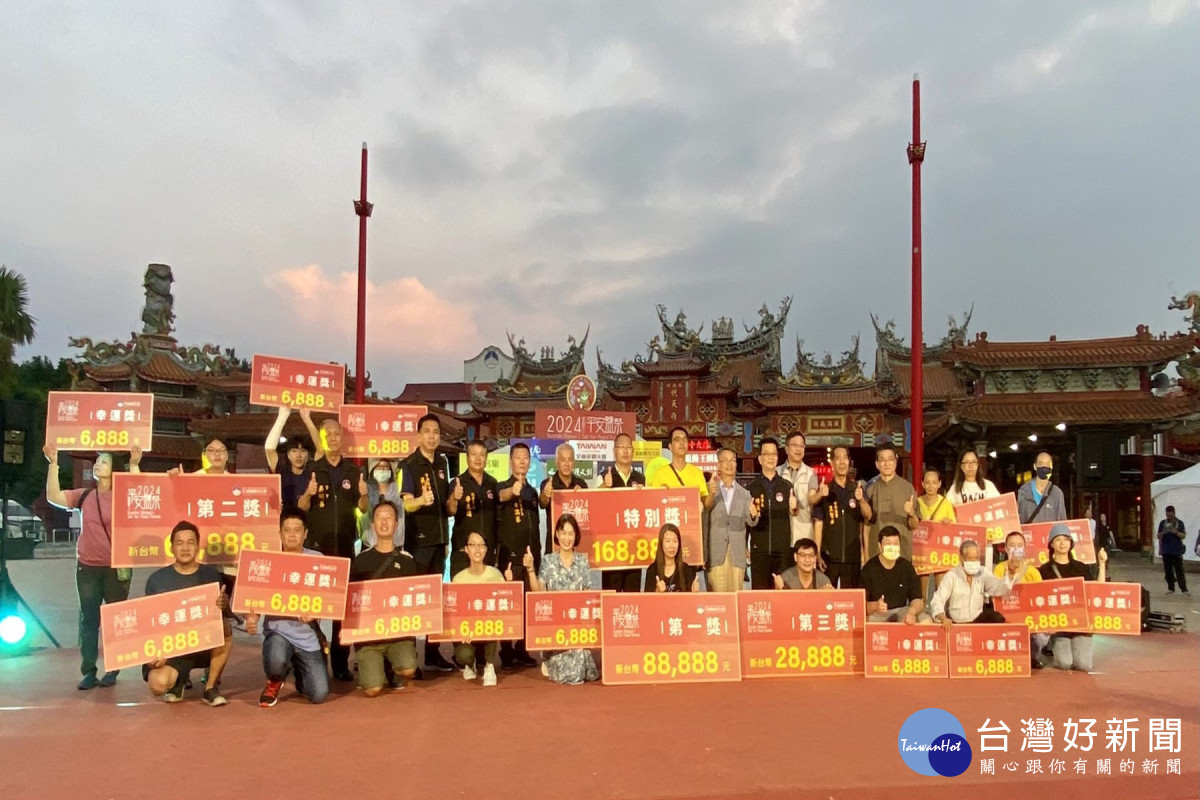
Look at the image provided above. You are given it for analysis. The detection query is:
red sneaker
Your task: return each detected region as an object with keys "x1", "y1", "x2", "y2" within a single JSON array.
[{"x1": 259, "y1": 680, "x2": 283, "y2": 707}]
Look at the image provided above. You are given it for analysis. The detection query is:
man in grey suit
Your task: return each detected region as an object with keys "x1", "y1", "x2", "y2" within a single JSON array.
[{"x1": 705, "y1": 447, "x2": 759, "y2": 592}]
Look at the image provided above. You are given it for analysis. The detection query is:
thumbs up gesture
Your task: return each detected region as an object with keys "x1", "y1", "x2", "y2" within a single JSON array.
[
  {"x1": 216, "y1": 587, "x2": 229, "y2": 610},
  {"x1": 875, "y1": 596, "x2": 888, "y2": 614},
  {"x1": 305, "y1": 473, "x2": 318, "y2": 497},
  {"x1": 708, "y1": 470, "x2": 719, "y2": 492},
  {"x1": 504, "y1": 562, "x2": 514, "y2": 581},
  {"x1": 772, "y1": 573, "x2": 784, "y2": 591},
  {"x1": 422, "y1": 487, "x2": 435, "y2": 507},
  {"x1": 854, "y1": 482, "x2": 864, "y2": 502},
  {"x1": 358, "y1": 473, "x2": 368, "y2": 496},
  {"x1": 904, "y1": 495, "x2": 915, "y2": 517},
  {"x1": 818, "y1": 481, "x2": 830, "y2": 499},
  {"x1": 603, "y1": 468, "x2": 613, "y2": 488},
  {"x1": 453, "y1": 479, "x2": 464, "y2": 500},
  {"x1": 655, "y1": 576, "x2": 667, "y2": 593},
  {"x1": 522, "y1": 547, "x2": 535, "y2": 572},
  {"x1": 789, "y1": 491, "x2": 798, "y2": 514}
]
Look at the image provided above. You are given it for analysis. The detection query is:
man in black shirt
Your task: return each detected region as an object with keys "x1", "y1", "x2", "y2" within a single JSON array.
[
  {"x1": 447, "y1": 439, "x2": 499, "y2": 578},
  {"x1": 399, "y1": 413, "x2": 455, "y2": 673},
  {"x1": 861, "y1": 526, "x2": 926, "y2": 623},
  {"x1": 349, "y1": 502, "x2": 420, "y2": 695},
  {"x1": 746, "y1": 437, "x2": 797, "y2": 590},
  {"x1": 812, "y1": 445, "x2": 872, "y2": 589},
  {"x1": 497, "y1": 443, "x2": 540, "y2": 669},
  {"x1": 142, "y1": 520, "x2": 232, "y2": 706},
  {"x1": 539, "y1": 443, "x2": 588, "y2": 554},
  {"x1": 299, "y1": 418, "x2": 367, "y2": 681},
  {"x1": 600, "y1": 432, "x2": 646, "y2": 593}
]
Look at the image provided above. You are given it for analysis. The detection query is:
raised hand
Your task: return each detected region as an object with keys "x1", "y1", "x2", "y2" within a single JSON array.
[
  {"x1": 43, "y1": 444, "x2": 57, "y2": 464},
  {"x1": 306, "y1": 473, "x2": 318, "y2": 497},
  {"x1": 422, "y1": 487, "x2": 435, "y2": 507},
  {"x1": 167, "y1": 464, "x2": 183, "y2": 477},
  {"x1": 875, "y1": 596, "x2": 888, "y2": 614},
  {"x1": 216, "y1": 587, "x2": 229, "y2": 610},
  {"x1": 453, "y1": 479, "x2": 464, "y2": 500},
  {"x1": 772, "y1": 573, "x2": 784, "y2": 591},
  {"x1": 854, "y1": 482, "x2": 864, "y2": 502},
  {"x1": 656, "y1": 576, "x2": 667, "y2": 593},
  {"x1": 129, "y1": 445, "x2": 143, "y2": 467},
  {"x1": 504, "y1": 562, "x2": 514, "y2": 581},
  {"x1": 244, "y1": 613, "x2": 259, "y2": 636},
  {"x1": 818, "y1": 481, "x2": 830, "y2": 499},
  {"x1": 522, "y1": 547, "x2": 535, "y2": 572},
  {"x1": 903, "y1": 495, "x2": 915, "y2": 517},
  {"x1": 603, "y1": 468, "x2": 613, "y2": 488},
  {"x1": 358, "y1": 473, "x2": 368, "y2": 496}
]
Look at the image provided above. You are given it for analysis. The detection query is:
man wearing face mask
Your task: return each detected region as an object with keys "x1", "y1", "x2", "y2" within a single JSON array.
[
  {"x1": 930, "y1": 540, "x2": 1014, "y2": 628},
  {"x1": 861, "y1": 527, "x2": 927, "y2": 623},
  {"x1": 1017, "y1": 451, "x2": 1067, "y2": 524},
  {"x1": 992, "y1": 531, "x2": 1047, "y2": 669}
]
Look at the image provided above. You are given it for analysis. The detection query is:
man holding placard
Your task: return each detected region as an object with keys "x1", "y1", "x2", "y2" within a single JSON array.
[
  {"x1": 300, "y1": 418, "x2": 368, "y2": 682},
  {"x1": 244, "y1": 509, "x2": 330, "y2": 707},
  {"x1": 142, "y1": 521, "x2": 232, "y2": 706},
  {"x1": 264, "y1": 406, "x2": 321, "y2": 509},
  {"x1": 598, "y1": 432, "x2": 646, "y2": 593},
  {"x1": 539, "y1": 443, "x2": 588, "y2": 555}
]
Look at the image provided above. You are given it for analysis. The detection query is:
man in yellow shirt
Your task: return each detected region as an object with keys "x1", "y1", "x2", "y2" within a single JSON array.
[
  {"x1": 648, "y1": 427, "x2": 716, "y2": 511},
  {"x1": 992, "y1": 530, "x2": 1047, "y2": 670}
]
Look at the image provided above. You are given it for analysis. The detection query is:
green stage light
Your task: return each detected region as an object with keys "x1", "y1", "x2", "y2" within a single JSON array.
[{"x1": 0, "y1": 612, "x2": 28, "y2": 646}]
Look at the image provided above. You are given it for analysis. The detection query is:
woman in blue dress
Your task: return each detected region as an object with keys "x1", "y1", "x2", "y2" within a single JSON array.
[{"x1": 523, "y1": 513, "x2": 599, "y2": 685}]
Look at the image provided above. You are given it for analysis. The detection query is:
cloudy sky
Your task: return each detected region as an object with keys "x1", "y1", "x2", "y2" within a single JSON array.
[{"x1": 4, "y1": 1, "x2": 1196, "y2": 395}]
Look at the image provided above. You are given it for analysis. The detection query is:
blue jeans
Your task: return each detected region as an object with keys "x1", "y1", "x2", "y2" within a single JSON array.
[{"x1": 263, "y1": 632, "x2": 330, "y2": 703}]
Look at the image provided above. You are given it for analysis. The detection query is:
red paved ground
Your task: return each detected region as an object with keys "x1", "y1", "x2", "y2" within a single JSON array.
[{"x1": 1, "y1": 629, "x2": 1197, "y2": 800}]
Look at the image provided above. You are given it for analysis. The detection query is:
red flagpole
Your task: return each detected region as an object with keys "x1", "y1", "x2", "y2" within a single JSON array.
[
  {"x1": 907, "y1": 76, "x2": 926, "y2": 477},
  {"x1": 354, "y1": 142, "x2": 373, "y2": 404}
]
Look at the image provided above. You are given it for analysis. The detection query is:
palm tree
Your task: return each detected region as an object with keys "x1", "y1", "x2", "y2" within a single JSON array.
[{"x1": 0, "y1": 266, "x2": 36, "y2": 368}]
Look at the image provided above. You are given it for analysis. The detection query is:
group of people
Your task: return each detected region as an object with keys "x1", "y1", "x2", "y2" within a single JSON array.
[{"x1": 46, "y1": 416, "x2": 1176, "y2": 705}]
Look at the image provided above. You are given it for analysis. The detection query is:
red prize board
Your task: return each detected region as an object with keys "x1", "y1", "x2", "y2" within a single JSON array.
[
  {"x1": 338, "y1": 403, "x2": 427, "y2": 460},
  {"x1": 100, "y1": 584, "x2": 225, "y2": 672},
  {"x1": 947, "y1": 624, "x2": 1031, "y2": 679},
  {"x1": 111, "y1": 473, "x2": 281, "y2": 568},
  {"x1": 429, "y1": 582, "x2": 524, "y2": 642},
  {"x1": 46, "y1": 391, "x2": 154, "y2": 451},
  {"x1": 955, "y1": 493, "x2": 1020, "y2": 545},
  {"x1": 340, "y1": 575, "x2": 443, "y2": 644},
  {"x1": 250, "y1": 354, "x2": 345, "y2": 411},
  {"x1": 552, "y1": 487, "x2": 704, "y2": 569},
  {"x1": 994, "y1": 578, "x2": 1087, "y2": 634},
  {"x1": 1021, "y1": 519, "x2": 1097, "y2": 564},
  {"x1": 911, "y1": 521, "x2": 988, "y2": 576},
  {"x1": 600, "y1": 593, "x2": 741, "y2": 685},
  {"x1": 524, "y1": 590, "x2": 603, "y2": 651},
  {"x1": 1081, "y1": 581, "x2": 1142, "y2": 635},
  {"x1": 231, "y1": 549, "x2": 351, "y2": 620},
  {"x1": 738, "y1": 590, "x2": 865, "y2": 678},
  {"x1": 535, "y1": 408, "x2": 636, "y2": 440},
  {"x1": 864, "y1": 624, "x2": 948, "y2": 678}
]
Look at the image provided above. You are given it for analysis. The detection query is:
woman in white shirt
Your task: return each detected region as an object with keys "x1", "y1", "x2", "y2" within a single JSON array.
[{"x1": 946, "y1": 450, "x2": 1000, "y2": 506}]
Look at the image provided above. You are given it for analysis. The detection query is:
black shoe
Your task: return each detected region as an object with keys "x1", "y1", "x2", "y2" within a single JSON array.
[
  {"x1": 98, "y1": 671, "x2": 119, "y2": 687},
  {"x1": 333, "y1": 669, "x2": 354, "y2": 682},
  {"x1": 77, "y1": 673, "x2": 99, "y2": 691},
  {"x1": 424, "y1": 654, "x2": 455, "y2": 673},
  {"x1": 513, "y1": 653, "x2": 538, "y2": 668},
  {"x1": 499, "y1": 658, "x2": 515, "y2": 670},
  {"x1": 1031, "y1": 658, "x2": 1044, "y2": 670},
  {"x1": 1040, "y1": 645, "x2": 1053, "y2": 658}
]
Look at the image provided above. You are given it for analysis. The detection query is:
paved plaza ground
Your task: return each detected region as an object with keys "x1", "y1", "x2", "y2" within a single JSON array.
[{"x1": 0, "y1": 551, "x2": 1196, "y2": 800}]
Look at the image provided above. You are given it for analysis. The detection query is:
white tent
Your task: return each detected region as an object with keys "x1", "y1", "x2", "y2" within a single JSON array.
[{"x1": 1151, "y1": 462, "x2": 1200, "y2": 562}]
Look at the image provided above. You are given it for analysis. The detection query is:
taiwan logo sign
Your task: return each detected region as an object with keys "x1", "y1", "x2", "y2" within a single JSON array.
[{"x1": 898, "y1": 708, "x2": 973, "y2": 777}]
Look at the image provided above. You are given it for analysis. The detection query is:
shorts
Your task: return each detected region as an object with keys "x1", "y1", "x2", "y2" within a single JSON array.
[
  {"x1": 355, "y1": 639, "x2": 418, "y2": 689},
  {"x1": 142, "y1": 650, "x2": 213, "y2": 683}
]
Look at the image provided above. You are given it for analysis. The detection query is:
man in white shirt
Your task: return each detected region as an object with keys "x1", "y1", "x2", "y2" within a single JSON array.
[
  {"x1": 780, "y1": 431, "x2": 818, "y2": 545},
  {"x1": 930, "y1": 541, "x2": 1013, "y2": 628}
]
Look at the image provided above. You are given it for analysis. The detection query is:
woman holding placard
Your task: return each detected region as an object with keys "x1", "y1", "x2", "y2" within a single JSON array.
[
  {"x1": 644, "y1": 523, "x2": 699, "y2": 593},
  {"x1": 523, "y1": 514, "x2": 599, "y2": 685}
]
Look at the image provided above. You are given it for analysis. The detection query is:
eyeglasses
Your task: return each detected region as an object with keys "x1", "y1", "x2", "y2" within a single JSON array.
[{"x1": 205, "y1": 447, "x2": 228, "y2": 455}]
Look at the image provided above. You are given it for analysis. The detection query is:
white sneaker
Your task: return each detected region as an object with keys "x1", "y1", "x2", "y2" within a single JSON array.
[
  {"x1": 482, "y1": 664, "x2": 497, "y2": 687},
  {"x1": 540, "y1": 661, "x2": 549, "y2": 678},
  {"x1": 462, "y1": 664, "x2": 477, "y2": 681}
]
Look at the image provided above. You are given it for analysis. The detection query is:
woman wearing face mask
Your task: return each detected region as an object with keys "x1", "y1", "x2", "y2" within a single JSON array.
[
  {"x1": 644, "y1": 523, "x2": 699, "y2": 593},
  {"x1": 360, "y1": 459, "x2": 405, "y2": 552},
  {"x1": 1038, "y1": 524, "x2": 1108, "y2": 672},
  {"x1": 946, "y1": 451, "x2": 1000, "y2": 507},
  {"x1": 992, "y1": 531, "x2": 1048, "y2": 669}
]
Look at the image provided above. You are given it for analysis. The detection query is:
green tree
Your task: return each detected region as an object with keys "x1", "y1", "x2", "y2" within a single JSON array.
[
  {"x1": 0, "y1": 266, "x2": 37, "y2": 396},
  {"x1": 7, "y1": 356, "x2": 74, "y2": 506}
]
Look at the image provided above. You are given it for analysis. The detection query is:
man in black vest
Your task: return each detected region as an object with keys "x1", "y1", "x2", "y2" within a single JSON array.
[{"x1": 599, "y1": 432, "x2": 646, "y2": 593}]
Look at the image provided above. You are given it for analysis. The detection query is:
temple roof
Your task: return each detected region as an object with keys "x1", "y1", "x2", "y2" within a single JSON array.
[
  {"x1": 943, "y1": 327, "x2": 1193, "y2": 370},
  {"x1": 946, "y1": 390, "x2": 1200, "y2": 428}
]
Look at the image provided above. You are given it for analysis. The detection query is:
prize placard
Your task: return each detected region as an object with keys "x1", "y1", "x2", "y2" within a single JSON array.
[
  {"x1": 338, "y1": 403, "x2": 427, "y2": 459},
  {"x1": 111, "y1": 473, "x2": 281, "y2": 568},
  {"x1": 911, "y1": 521, "x2": 988, "y2": 576},
  {"x1": 955, "y1": 493, "x2": 1020, "y2": 545},
  {"x1": 46, "y1": 391, "x2": 154, "y2": 451},
  {"x1": 551, "y1": 487, "x2": 704, "y2": 569},
  {"x1": 600, "y1": 593, "x2": 741, "y2": 685},
  {"x1": 428, "y1": 582, "x2": 524, "y2": 642},
  {"x1": 864, "y1": 624, "x2": 948, "y2": 678},
  {"x1": 1081, "y1": 581, "x2": 1141, "y2": 635},
  {"x1": 100, "y1": 584, "x2": 225, "y2": 672},
  {"x1": 994, "y1": 577, "x2": 1087, "y2": 633},
  {"x1": 1021, "y1": 519, "x2": 1098, "y2": 564},
  {"x1": 250, "y1": 354, "x2": 345, "y2": 411},
  {"x1": 524, "y1": 590, "x2": 603, "y2": 651},
  {"x1": 339, "y1": 575, "x2": 443, "y2": 644},
  {"x1": 947, "y1": 623, "x2": 1031, "y2": 678},
  {"x1": 738, "y1": 590, "x2": 865, "y2": 678},
  {"x1": 231, "y1": 549, "x2": 351, "y2": 620}
]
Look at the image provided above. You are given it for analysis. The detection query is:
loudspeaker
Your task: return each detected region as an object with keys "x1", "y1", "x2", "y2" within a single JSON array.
[
  {"x1": 1076, "y1": 431, "x2": 1122, "y2": 489},
  {"x1": 0, "y1": 399, "x2": 36, "y2": 483}
]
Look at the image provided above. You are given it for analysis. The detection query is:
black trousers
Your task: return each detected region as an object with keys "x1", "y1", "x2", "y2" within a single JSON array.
[
  {"x1": 77, "y1": 563, "x2": 131, "y2": 677},
  {"x1": 499, "y1": 562, "x2": 536, "y2": 664},
  {"x1": 1163, "y1": 554, "x2": 1188, "y2": 592},
  {"x1": 826, "y1": 561, "x2": 862, "y2": 590},
  {"x1": 411, "y1": 544, "x2": 448, "y2": 664},
  {"x1": 749, "y1": 550, "x2": 792, "y2": 590},
  {"x1": 602, "y1": 568, "x2": 643, "y2": 592}
]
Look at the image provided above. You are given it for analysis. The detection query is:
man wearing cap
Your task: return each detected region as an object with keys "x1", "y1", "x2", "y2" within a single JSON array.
[
  {"x1": 1017, "y1": 451, "x2": 1067, "y2": 524},
  {"x1": 1156, "y1": 505, "x2": 1188, "y2": 595},
  {"x1": 264, "y1": 406, "x2": 321, "y2": 509},
  {"x1": 1039, "y1": 524, "x2": 1108, "y2": 672}
]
